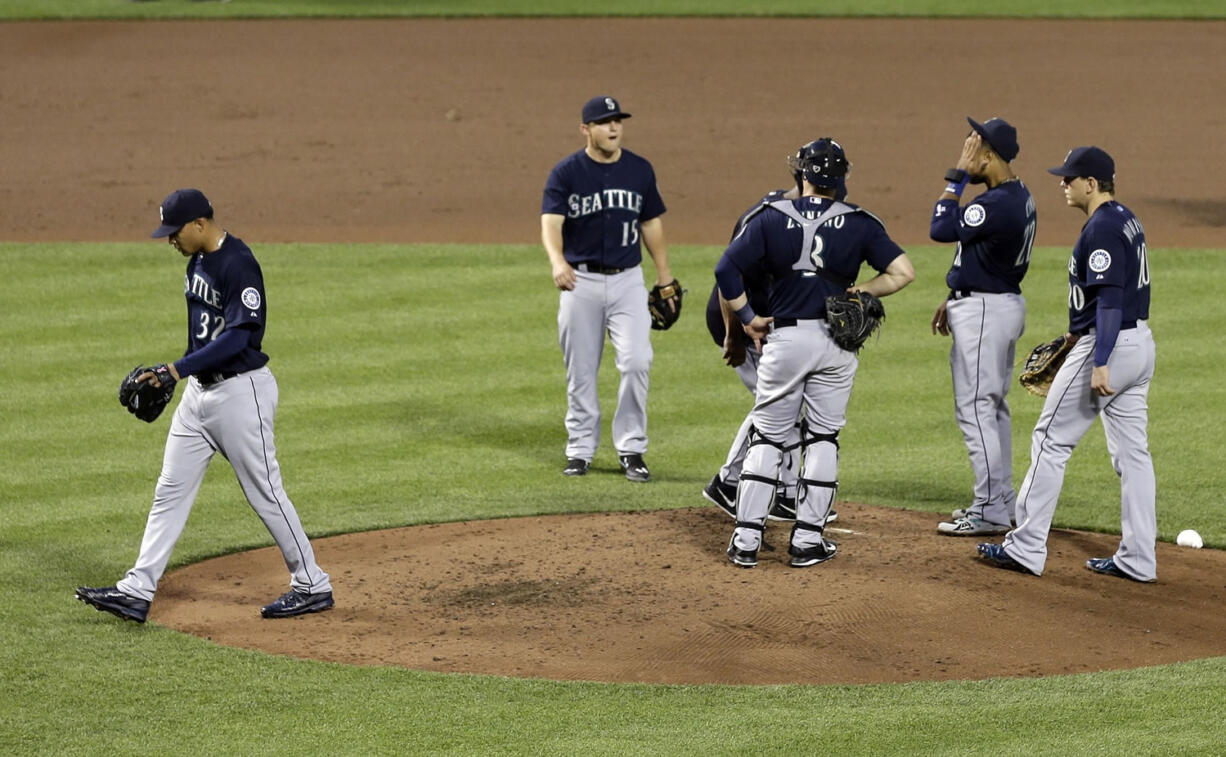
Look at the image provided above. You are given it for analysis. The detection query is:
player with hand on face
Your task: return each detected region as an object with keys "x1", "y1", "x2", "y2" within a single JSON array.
[
  {"x1": 541, "y1": 96, "x2": 673, "y2": 483},
  {"x1": 930, "y1": 117, "x2": 1036, "y2": 536},
  {"x1": 76, "y1": 189, "x2": 334, "y2": 623},
  {"x1": 715, "y1": 139, "x2": 914, "y2": 568},
  {"x1": 977, "y1": 147, "x2": 1157, "y2": 582}
]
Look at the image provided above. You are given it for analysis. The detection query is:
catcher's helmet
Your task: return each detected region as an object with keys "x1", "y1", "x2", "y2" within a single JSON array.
[{"x1": 789, "y1": 138, "x2": 849, "y2": 189}]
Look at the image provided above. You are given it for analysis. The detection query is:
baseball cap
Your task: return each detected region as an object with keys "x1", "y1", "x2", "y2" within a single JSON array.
[
  {"x1": 151, "y1": 189, "x2": 213, "y2": 238},
  {"x1": 582, "y1": 95, "x2": 631, "y2": 124},
  {"x1": 1047, "y1": 146, "x2": 1115, "y2": 181},
  {"x1": 967, "y1": 117, "x2": 1019, "y2": 162}
]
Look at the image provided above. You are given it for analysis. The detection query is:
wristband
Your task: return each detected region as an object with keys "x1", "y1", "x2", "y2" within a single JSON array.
[
  {"x1": 735, "y1": 303, "x2": 756, "y2": 325},
  {"x1": 943, "y1": 168, "x2": 969, "y2": 196}
]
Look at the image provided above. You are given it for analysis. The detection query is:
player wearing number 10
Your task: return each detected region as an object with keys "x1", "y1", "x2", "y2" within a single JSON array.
[
  {"x1": 979, "y1": 146, "x2": 1157, "y2": 582},
  {"x1": 541, "y1": 95, "x2": 672, "y2": 481}
]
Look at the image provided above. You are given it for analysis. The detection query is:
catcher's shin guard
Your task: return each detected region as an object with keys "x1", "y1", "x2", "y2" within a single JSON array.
[
  {"x1": 734, "y1": 427, "x2": 786, "y2": 548},
  {"x1": 796, "y1": 426, "x2": 839, "y2": 534}
]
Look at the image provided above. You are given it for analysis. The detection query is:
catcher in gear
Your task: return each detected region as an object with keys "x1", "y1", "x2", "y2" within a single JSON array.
[
  {"x1": 714, "y1": 137, "x2": 915, "y2": 568},
  {"x1": 1018, "y1": 334, "x2": 1076, "y2": 396},
  {"x1": 118, "y1": 364, "x2": 178, "y2": 422}
]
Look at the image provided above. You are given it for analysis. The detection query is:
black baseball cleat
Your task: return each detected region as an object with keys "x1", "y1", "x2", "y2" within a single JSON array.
[
  {"x1": 788, "y1": 538, "x2": 837, "y2": 568},
  {"x1": 75, "y1": 586, "x2": 150, "y2": 623},
  {"x1": 767, "y1": 492, "x2": 796, "y2": 522},
  {"x1": 703, "y1": 475, "x2": 737, "y2": 518},
  {"x1": 261, "y1": 589, "x2": 335, "y2": 619},
  {"x1": 976, "y1": 543, "x2": 1036, "y2": 575},
  {"x1": 563, "y1": 458, "x2": 590, "y2": 477},
  {"x1": 726, "y1": 538, "x2": 758, "y2": 568},
  {"x1": 618, "y1": 454, "x2": 651, "y2": 483}
]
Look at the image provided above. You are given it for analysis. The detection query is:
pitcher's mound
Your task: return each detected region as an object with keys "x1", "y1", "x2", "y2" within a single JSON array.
[{"x1": 154, "y1": 505, "x2": 1226, "y2": 685}]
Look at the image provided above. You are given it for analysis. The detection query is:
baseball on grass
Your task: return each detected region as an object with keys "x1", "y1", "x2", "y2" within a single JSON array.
[{"x1": 1176, "y1": 529, "x2": 1204, "y2": 549}]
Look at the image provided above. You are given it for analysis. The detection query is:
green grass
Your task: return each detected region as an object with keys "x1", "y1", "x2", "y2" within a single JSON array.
[
  {"x1": 2, "y1": 0, "x2": 1224, "y2": 20},
  {"x1": 1, "y1": 240, "x2": 1224, "y2": 754}
]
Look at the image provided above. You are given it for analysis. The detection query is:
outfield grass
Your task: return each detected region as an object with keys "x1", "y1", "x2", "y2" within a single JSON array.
[
  {"x1": 1, "y1": 240, "x2": 1223, "y2": 754},
  {"x1": 3, "y1": 0, "x2": 1224, "y2": 20}
]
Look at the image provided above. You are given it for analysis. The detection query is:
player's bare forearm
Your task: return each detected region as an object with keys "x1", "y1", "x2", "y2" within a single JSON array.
[
  {"x1": 719, "y1": 292, "x2": 747, "y2": 366},
  {"x1": 640, "y1": 217, "x2": 672, "y2": 283},
  {"x1": 854, "y1": 254, "x2": 916, "y2": 298}
]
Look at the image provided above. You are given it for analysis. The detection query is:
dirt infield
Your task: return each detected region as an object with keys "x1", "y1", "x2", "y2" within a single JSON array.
[
  {"x1": 10, "y1": 18, "x2": 1225, "y2": 683},
  {"x1": 154, "y1": 505, "x2": 1226, "y2": 685},
  {"x1": 2, "y1": 18, "x2": 1224, "y2": 248}
]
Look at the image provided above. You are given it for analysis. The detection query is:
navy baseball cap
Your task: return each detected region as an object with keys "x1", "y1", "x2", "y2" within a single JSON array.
[
  {"x1": 151, "y1": 189, "x2": 213, "y2": 238},
  {"x1": 1047, "y1": 146, "x2": 1115, "y2": 181},
  {"x1": 582, "y1": 95, "x2": 631, "y2": 124},
  {"x1": 967, "y1": 117, "x2": 1019, "y2": 162}
]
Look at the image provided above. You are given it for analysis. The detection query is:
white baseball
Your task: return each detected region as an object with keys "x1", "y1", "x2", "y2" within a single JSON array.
[{"x1": 1176, "y1": 529, "x2": 1204, "y2": 549}]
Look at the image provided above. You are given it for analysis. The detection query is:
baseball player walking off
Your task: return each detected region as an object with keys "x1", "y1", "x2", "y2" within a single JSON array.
[
  {"x1": 930, "y1": 118, "x2": 1036, "y2": 535},
  {"x1": 714, "y1": 139, "x2": 914, "y2": 568},
  {"x1": 978, "y1": 147, "x2": 1157, "y2": 581},
  {"x1": 541, "y1": 96, "x2": 675, "y2": 482},
  {"x1": 76, "y1": 189, "x2": 334, "y2": 622}
]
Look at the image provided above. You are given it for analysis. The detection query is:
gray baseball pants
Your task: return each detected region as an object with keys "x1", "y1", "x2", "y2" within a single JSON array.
[
  {"x1": 1002, "y1": 322, "x2": 1157, "y2": 579},
  {"x1": 117, "y1": 367, "x2": 332, "y2": 601}
]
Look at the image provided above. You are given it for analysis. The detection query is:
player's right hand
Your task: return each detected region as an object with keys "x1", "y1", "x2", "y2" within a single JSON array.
[
  {"x1": 744, "y1": 316, "x2": 773, "y2": 352},
  {"x1": 931, "y1": 300, "x2": 949, "y2": 336},
  {"x1": 552, "y1": 262, "x2": 576, "y2": 291}
]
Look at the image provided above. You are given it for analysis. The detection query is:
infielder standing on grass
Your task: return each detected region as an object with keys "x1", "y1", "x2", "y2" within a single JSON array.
[
  {"x1": 929, "y1": 118, "x2": 1036, "y2": 536},
  {"x1": 76, "y1": 189, "x2": 334, "y2": 623},
  {"x1": 541, "y1": 95, "x2": 676, "y2": 482},
  {"x1": 715, "y1": 139, "x2": 914, "y2": 568},
  {"x1": 978, "y1": 147, "x2": 1157, "y2": 582}
]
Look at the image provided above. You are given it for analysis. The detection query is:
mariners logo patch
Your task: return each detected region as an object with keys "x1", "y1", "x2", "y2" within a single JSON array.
[
  {"x1": 1088, "y1": 249, "x2": 1112, "y2": 273},
  {"x1": 963, "y1": 204, "x2": 986, "y2": 227},
  {"x1": 241, "y1": 287, "x2": 262, "y2": 310}
]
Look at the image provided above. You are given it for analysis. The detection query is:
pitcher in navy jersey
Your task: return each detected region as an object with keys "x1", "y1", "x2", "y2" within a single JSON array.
[
  {"x1": 977, "y1": 147, "x2": 1158, "y2": 582},
  {"x1": 76, "y1": 189, "x2": 333, "y2": 623},
  {"x1": 929, "y1": 117, "x2": 1036, "y2": 536},
  {"x1": 541, "y1": 96, "x2": 673, "y2": 482},
  {"x1": 714, "y1": 139, "x2": 915, "y2": 568}
]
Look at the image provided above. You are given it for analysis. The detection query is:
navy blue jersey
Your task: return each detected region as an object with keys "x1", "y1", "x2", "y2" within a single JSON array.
[
  {"x1": 705, "y1": 190, "x2": 787, "y2": 345},
  {"x1": 182, "y1": 234, "x2": 269, "y2": 374},
  {"x1": 931, "y1": 180, "x2": 1036, "y2": 293},
  {"x1": 1067, "y1": 201, "x2": 1149, "y2": 333},
  {"x1": 541, "y1": 148, "x2": 666, "y2": 269},
  {"x1": 715, "y1": 196, "x2": 904, "y2": 320}
]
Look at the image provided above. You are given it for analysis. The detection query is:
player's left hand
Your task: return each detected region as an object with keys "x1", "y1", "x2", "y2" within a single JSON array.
[
  {"x1": 138, "y1": 363, "x2": 181, "y2": 388},
  {"x1": 1091, "y1": 365, "x2": 1114, "y2": 396}
]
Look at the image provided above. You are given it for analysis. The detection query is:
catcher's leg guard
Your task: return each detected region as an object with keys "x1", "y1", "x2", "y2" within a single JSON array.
[
  {"x1": 732, "y1": 426, "x2": 785, "y2": 551},
  {"x1": 795, "y1": 426, "x2": 839, "y2": 547}
]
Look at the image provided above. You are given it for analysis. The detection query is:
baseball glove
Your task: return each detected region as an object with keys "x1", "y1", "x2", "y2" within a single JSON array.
[
  {"x1": 1018, "y1": 335, "x2": 1075, "y2": 396},
  {"x1": 825, "y1": 291, "x2": 885, "y2": 352},
  {"x1": 648, "y1": 279, "x2": 684, "y2": 330},
  {"x1": 118, "y1": 364, "x2": 177, "y2": 423}
]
